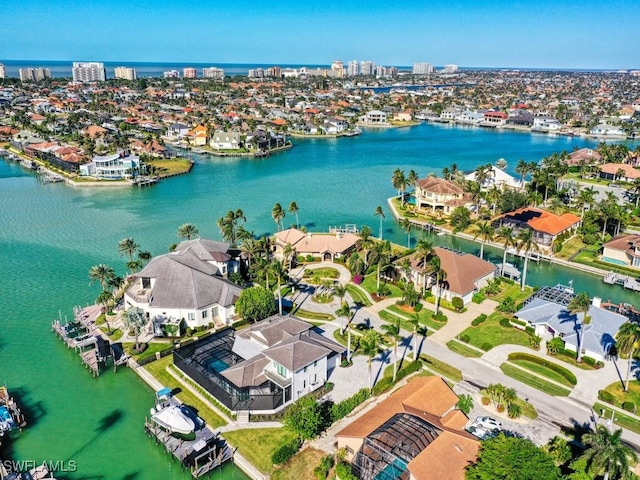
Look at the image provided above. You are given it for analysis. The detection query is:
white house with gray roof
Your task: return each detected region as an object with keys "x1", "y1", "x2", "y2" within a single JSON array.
[
  {"x1": 514, "y1": 288, "x2": 627, "y2": 361},
  {"x1": 124, "y1": 238, "x2": 242, "y2": 333}
]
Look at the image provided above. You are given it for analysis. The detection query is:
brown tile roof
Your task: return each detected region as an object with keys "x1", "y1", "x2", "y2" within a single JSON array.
[
  {"x1": 568, "y1": 148, "x2": 601, "y2": 165},
  {"x1": 427, "y1": 248, "x2": 495, "y2": 297},
  {"x1": 603, "y1": 234, "x2": 640, "y2": 258},
  {"x1": 499, "y1": 208, "x2": 580, "y2": 236},
  {"x1": 407, "y1": 431, "x2": 479, "y2": 480},
  {"x1": 600, "y1": 163, "x2": 640, "y2": 179},
  {"x1": 275, "y1": 228, "x2": 358, "y2": 256},
  {"x1": 416, "y1": 176, "x2": 463, "y2": 195}
]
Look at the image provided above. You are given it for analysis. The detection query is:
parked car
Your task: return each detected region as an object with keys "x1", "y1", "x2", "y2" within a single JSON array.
[{"x1": 476, "y1": 416, "x2": 502, "y2": 430}]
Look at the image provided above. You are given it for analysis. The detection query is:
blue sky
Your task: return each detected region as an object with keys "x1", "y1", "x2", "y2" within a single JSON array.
[{"x1": 2, "y1": 0, "x2": 638, "y2": 69}]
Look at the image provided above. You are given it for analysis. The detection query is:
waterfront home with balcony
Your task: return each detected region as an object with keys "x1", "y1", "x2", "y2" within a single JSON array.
[
  {"x1": 358, "y1": 110, "x2": 389, "y2": 126},
  {"x1": 79, "y1": 151, "x2": 140, "y2": 179},
  {"x1": 463, "y1": 165, "x2": 522, "y2": 190},
  {"x1": 599, "y1": 163, "x2": 640, "y2": 182},
  {"x1": 602, "y1": 234, "x2": 640, "y2": 270},
  {"x1": 124, "y1": 238, "x2": 242, "y2": 334},
  {"x1": 210, "y1": 130, "x2": 241, "y2": 150},
  {"x1": 532, "y1": 115, "x2": 562, "y2": 132},
  {"x1": 480, "y1": 111, "x2": 507, "y2": 127},
  {"x1": 274, "y1": 228, "x2": 358, "y2": 262},
  {"x1": 492, "y1": 207, "x2": 580, "y2": 253},
  {"x1": 414, "y1": 176, "x2": 473, "y2": 216},
  {"x1": 590, "y1": 123, "x2": 625, "y2": 137},
  {"x1": 173, "y1": 315, "x2": 345, "y2": 416}
]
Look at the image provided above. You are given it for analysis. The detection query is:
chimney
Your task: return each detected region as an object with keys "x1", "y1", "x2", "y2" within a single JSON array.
[{"x1": 592, "y1": 297, "x2": 601, "y2": 308}]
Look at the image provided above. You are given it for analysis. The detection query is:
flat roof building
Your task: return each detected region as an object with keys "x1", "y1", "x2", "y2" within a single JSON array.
[
  {"x1": 183, "y1": 67, "x2": 197, "y2": 79},
  {"x1": 202, "y1": 67, "x2": 224, "y2": 79},
  {"x1": 72, "y1": 62, "x2": 106, "y2": 82},
  {"x1": 19, "y1": 67, "x2": 51, "y2": 82},
  {"x1": 114, "y1": 66, "x2": 137, "y2": 81}
]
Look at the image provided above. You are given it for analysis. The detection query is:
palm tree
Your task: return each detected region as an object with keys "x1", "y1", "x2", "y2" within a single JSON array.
[
  {"x1": 381, "y1": 319, "x2": 402, "y2": 381},
  {"x1": 474, "y1": 163, "x2": 493, "y2": 187},
  {"x1": 485, "y1": 185, "x2": 501, "y2": 215},
  {"x1": 332, "y1": 283, "x2": 347, "y2": 305},
  {"x1": 568, "y1": 292, "x2": 592, "y2": 363},
  {"x1": 288, "y1": 201, "x2": 300, "y2": 228},
  {"x1": 373, "y1": 241, "x2": 392, "y2": 290},
  {"x1": 410, "y1": 313, "x2": 422, "y2": 359},
  {"x1": 96, "y1": 289, "x2": 114, "y2": 332},
  {"x1": 89, "y1": 264, "x2": 115, "y2": 290},
  {"x1": 392, "y1": 168, "x2": 407, "y2": 206},
  {"x1": 496, "y1": 226, "x2": 516, "y2": 276},
  {"x1": 217, "y1": 209, "x2": 246, "y2": 246},
  {"x1": 430, "y1": 256, "x2": 447, "y2": 316},
  {"x1": 374, "y1": 205, "x2": 385, "y2": 240},
  {"x1": 271, "y1": 203, "x2": 285, "y2": 231},
  {"x1": 117, "y1": 237, "x2": 139, "y2": 263},
  {"x1": 401, "y1": 218, "x2": 413, "y2": 248},
  {"x1": 629, "y1": 178, "x2": 640, "y2": 208},
  {"x1": 516, "y1": 228, "x2": 539, "y2": 292},
  {"x1": 466, "y1": 180, "x2": 483, "y2": 218},
  {"x1": 335, "y1": 301, "x2": 351, "y2": 334},
  {"x1": 406, "y1": 169, "x2": 418, "y2": 191},
  {"x1": 269, "y1": 259, "x2": 288, "y2": 315},
  {"x1": 361, "y1": 330, "x2": 381, "y2": 392},
  {"x1": 472, "y1": 221, "x2": 494, "y2": 260},
  {"x1": 575, "y1": 187, "x2": 596, "y2": 225},
  {"x1": 616, "y1": 322, "x2": 640, "y2": 391},
  {"x1": 582, "y1": 426, "x2": 637, "y2": 480},
  {"x1": 177, "y1": 223, "x2": 199, "y2": 240},
  {"x1": 414, "y1": 238, "x2": 434, "y2": 295},
  {"x1": 282, "y1": 242, "x2": 296, "y2": 270},
  {"x1": 515, "y1": 158, "x2": 528, "y2": 187}
]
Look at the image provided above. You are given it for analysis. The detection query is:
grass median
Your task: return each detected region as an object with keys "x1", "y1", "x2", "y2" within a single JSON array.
[{"x1": 500, "y1": 363, "x2": 571, "y2": 397}]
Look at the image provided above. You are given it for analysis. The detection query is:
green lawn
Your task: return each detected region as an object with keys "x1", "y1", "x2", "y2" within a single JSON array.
[
  {"x1": 510, "y1": 358, "x2": 576, "y2": 387},
  {"x1": 271, "y1": 448, "x2": 327, "y2": 480},
  {"x1": 602, "y1": 380, "x2": 640, "y2": 408},
  {"x1": 143, "y1": 356, "x2": 227, "y2": 428},
  {"x1": 459, "y1": 312, "x2": 532, "y2": 351},
  {"x1": 550, "y1": 350, "x2": 599, "y2": 370},
  {"x1": 146, "y1": 157, "x2": 193, "y2": 176},
  {"x1": 360, "y1": 274, "x2": 403, "y2": 299},
  {"x1": 345, "y1": 284, "x2": 372, "y2": 307},
  {"x1": 593, "y1": 402, "x2": 640, "y2": 435},
  {"x1": 500, "y1": 363, "x2": 571, "y2": 397},
  {"x1": 304, "y1": 267, "x2": 340, "y2": 279},
  {"x1": 420, "y1": 354, "x2": 463, "y2": 382},
  {"x1": 446, "y1": 339, "x2": 483, "y2": 358},
  {"x1": 293, "y1": 308, "x2": 335, "y2": 321},
  {"x1": 479, "y1": 388, "x2": 538, "y2": 419},
  {"x1": 490, "y1": 282, "x2": 533, "y2": 305},
  {"x1": 555, "y1": 236, "x2": 588, "y2": 260},
  {"x1": 124, "y1": 341, "x2": 173, "y2": 361},
  {"x1": 387, "y1": 304, "x2": 445, "y2": 331},
  {"x1": 224, "y1": 428, "x2": 297, "y2": 474}
]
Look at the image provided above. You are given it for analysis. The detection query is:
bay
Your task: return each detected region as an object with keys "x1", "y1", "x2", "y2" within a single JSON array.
[{"x1": 0, "y1": 123, "x2": 637, "y2": 479}]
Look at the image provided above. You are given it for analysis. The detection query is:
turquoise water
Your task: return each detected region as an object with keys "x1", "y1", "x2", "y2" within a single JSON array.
[{"x1": 0, "y1": 123, "x2": 638, "y2": 478}]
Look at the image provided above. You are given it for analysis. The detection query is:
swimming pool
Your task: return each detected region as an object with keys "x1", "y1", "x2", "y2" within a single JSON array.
[
  {"x1": 206, "y1": 358, "x2": 230, "y2": 373},
  {"x1": 602, "y1": 256, "x2": 628, "y2": 267}
]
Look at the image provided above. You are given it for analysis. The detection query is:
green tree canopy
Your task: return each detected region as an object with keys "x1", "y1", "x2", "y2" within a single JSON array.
[
  {"x1": 283, "y1": 395, "x2": 331, "y2": 440},
  {"x1": 235, "y1": 286, "x2": 276, "y2": 322},
  {"x1": 466, "y1": 434, "x2": 562, "y2": 480}
]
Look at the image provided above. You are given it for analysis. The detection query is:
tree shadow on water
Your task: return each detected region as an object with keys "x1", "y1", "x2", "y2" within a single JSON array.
[{"x1": 65, "y1": 410, "x2": 125, "y2": 462}]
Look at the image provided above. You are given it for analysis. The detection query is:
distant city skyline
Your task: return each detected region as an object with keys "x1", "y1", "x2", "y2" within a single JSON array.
[{"x1": 1, "y1": 0, "x2": 639, "y2": 70}]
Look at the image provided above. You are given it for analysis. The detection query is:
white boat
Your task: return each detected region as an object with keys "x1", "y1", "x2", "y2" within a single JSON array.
[{"x1": 151, "y1": 405, "x2": 196, "y2": 435}]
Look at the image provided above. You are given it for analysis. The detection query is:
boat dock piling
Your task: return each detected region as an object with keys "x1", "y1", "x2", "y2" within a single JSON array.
[
  {"x1": 144, "y1": 418, "x2": 234, "y2": 478},
  {"x1": 0, "y1": 386, "x2": 27, "y2": 431},
  {"x1": 603, "y1": 272, "x2": 640, "y2": 291},
  {"x1": 406, "y1": 218, "x2": 441, "y2": 233}
]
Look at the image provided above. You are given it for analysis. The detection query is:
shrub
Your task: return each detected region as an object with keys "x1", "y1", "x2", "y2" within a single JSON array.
[
  {"x1": 508, "y1": 353, "x2": 577, "y2": 385},
  {"x1": 496, "y1": 404, "x2": 505, "y2": 412},
  {"x1": 623, "y1": 402, "x2": 636, "y2": 413},
  {"x1": 306, "y1": 254, "x2": 315, "y2": 262},
  {"x1": 481, "y1": 396, "x2": 490, "y2": 406},
  {"x1": 525, "y1": 326, "x2": 535, "y2": 335},
  {"x1": 297, "y1": 255, "x2": 306, "y2": 263},
  {"x1": 510, "y1": 318, "x2": 527, "y2": 327},
  {"x1": 598, "y1": 390, "x2": 615, "y2": 404},
  {"x1": 331, "y1": 388, "x2": 370, "y2": 422},
  {"x1": 414, "y1": 303, "x2": 423, "y2": 312},
  {"x1": 582, "y1": 356, "x2": 597, "y2": 366},
  {"x1": 498, "y1": 296, "x2": 517, "y2": 313},
  {"x1": 433, "y1": 313, "x2": 448, "y2": 322},
  {"x1": 451, "y1": 296, "x2": 464, "y2": 312},
  {"x1": 499, "y1": 317, "x2": 511, "y2": 328},
  {"x1": 336, "y1": 462, "x2": 358, "y2": 480},
  {"x1": 313, "y1": 455, "x2": 334, "y2": 480},
  {"x1": 271, "y1": 438, "x2": 302, "y2": 465},
  {"x1": 352, "y1": 274, "x2": 363, "y2": 285},
  {"x1": 481, "y1": 342, "x2": 493, "y2": 351},
  {"x1": 472, "y1": 292, "x2": 486, "y2": 304},
  {"x1": 471, "y1": 314, "x2": 487, "y2": 326},
  {"x1": 371, "y1": 377, "x2": 394, "y2": 396},
  {"x1": 460, "y1": 334, "x2": 471, "y2": 343}
]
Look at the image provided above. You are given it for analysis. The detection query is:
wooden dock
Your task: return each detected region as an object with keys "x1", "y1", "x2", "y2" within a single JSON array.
[
  {"x1": 0, "y1": 385, "x2": 27, "y2": 431},
  {"x1": 145, "y1": 418, "x2": 234, "y2": 478}
]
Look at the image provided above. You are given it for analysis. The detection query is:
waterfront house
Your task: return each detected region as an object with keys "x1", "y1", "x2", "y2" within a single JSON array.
[
  {"x1": 124, "y1": 238, "x2": 242, "y2": 333},
  {"x1": 166, "y1": 122, "x2": 190, "y2": 139},
  {"x1": 590, "y1": 123, "x2": 625, "y2": 137},
  {"x1": 173, "y1": 315, "x2": 345, "y2": 416},
  {"x1": 506, "y1": 110, "x2": 534, "y2": 128},
  {"x1": 480, "y1": 111, "x2": 507, "y2": 127},
  {"x1": 567, "y1": 148, "x2": 601, "y2": 167},
  {"x1": 79, "y1": 151, "x2": 140, "y2": 179},
  {"x1": 187, "y1": 124, "x2": 208, "y2": 146},
  {"x1": 414, "y1": 176, "x2": 473, "y2": 216},
  {"x1": 273, "y1": 228, "x2": 358, "y2": 262},
  {"x1": 463, "y1": 165, "x2": 522, "y2": 190},
  {"x1": 401, "y1": 247, "x2": 496, "y2": 305},
  {"x1": 492, "y1": 208, "x2": 580, "y2": 253},
  {"x1": 532, "y1": 115, "x2": 562, "y2": 132},
  {"x1": 210, "y1": 130, "x2": 241, "y2": 150},
  {"x1": 393, "y1": 111, "x2": 413, "y2": 122},
  {"x1": 336, "y1": 376, "x2": 478, "y2": 480},
  {"x1": 598, "y1": 163, "x2": 640, "y2": 182},
  {"x1": 359, "y1": 110, "x2": 389, "y2": 126},
  {"x1": 514, "y1": 286, "x2": 627, "y2": 362},
  {"x1": 456, "y1": 109, "x2": 485, "y2": 125},
  {"x1": 602, "y1": 234, "x2": 640, "y2": 270}
]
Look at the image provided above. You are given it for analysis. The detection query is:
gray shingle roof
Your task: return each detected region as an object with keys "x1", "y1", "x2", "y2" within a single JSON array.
[
  {"x1": 263, "y1": 334, "x2": 331, "y2": 372},
  {"x1": 221, "y1": 354, "x2": 270, "y2": 388}
]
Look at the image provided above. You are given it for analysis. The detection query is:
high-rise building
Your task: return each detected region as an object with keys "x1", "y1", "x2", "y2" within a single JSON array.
[
  {"x1": 375, "y1": 66, "x2": 397, "y2": 79},
  {"x1": 202, "y1": 67, "x2": 225, "y2": 79},
  {"x1": 248, "y1": 68, "x2": 264, "y2": 78},
  {"x1": 330, "y1": 60, "x2": 345, "y2": 78},
  {"x1": 347, "y1": 60, "x2": 359, "y2": 77},
  {"x1": 359, "y1": 61, "x2": 375, "y2": 76},
  {"x1": 412, "y1": 62, "x2": 433, "y2": 75},
  {"x1": 72, "y1": 62, "x2": 106, "y2": 82},
  {"x1": 183, "y1": 67, "x2": 197, "y2": 78},
  {"x1": 265, "y1": 66, "x2": 282, "y2": 78},
  {"x1": 114, "y1": 66, "x2": 137, "y2": 81},
  {"x1": 0, "y1": 63, "x2": 5, "y2": 79},
  {"x1": 443, "y1": 64, "x2": 459, "y2": 74},
  {"x1": 163, "y1": 70, "x2": 180, "y2": 79},
  {"x1": 19, "y1": 67, "x2": 51, "y2": 82}
]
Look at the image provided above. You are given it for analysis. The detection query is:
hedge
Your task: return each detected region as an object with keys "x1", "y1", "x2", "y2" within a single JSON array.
[
  {"x1": 623, "y1": 402, "x2": 636, "y2": 413},
  {"x1": 508, "y1": 353, "x2": 577, "y2": 385},
  {"x1": 510, "y1": 318, "x2": 527, "y2": 327},
  {"x1": 471, "y1": 314, "x2": 487, "y2": 326},
  {"x1": 331, "y1": 388, "x2": 370, "y2": 422},
  {"x1": 598, "y1": 390, "x2": 615, "y2": 404},
  {"x1": 472, "y1": 292, "x2": 486, "y2": 304},
  {"x1": 271, "y1": 437, "x2": 302, "y2": 465},
  {"x1": 414, "y1": 303, "x2": 423, "y2": 312}
]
